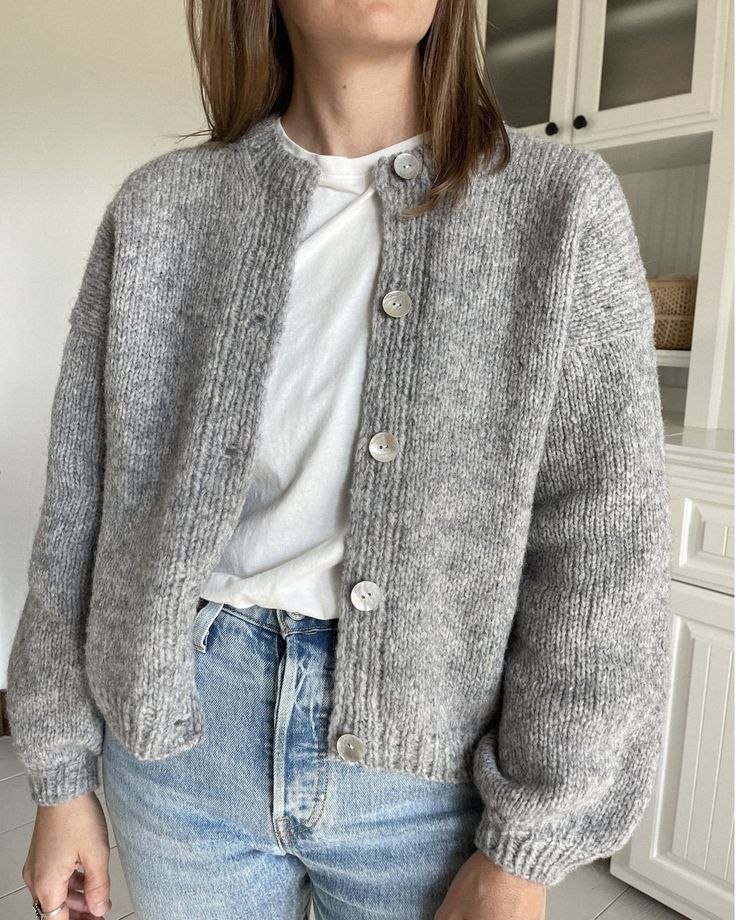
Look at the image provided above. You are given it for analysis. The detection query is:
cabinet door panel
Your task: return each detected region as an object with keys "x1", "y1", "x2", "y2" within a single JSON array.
[
  {"x1": 484, "y1": 0, "x2": 559, "y2": 127},
  {"x1": 668, "y1": 454, "x2": 734, "y2": 595},
  {"x1": 479, "y1": 0, "x2": 580, "y2": 141},
  {"x1": 574, "y1": 0, "x2": 729, "y2": 143},
  {"x1": 599, "y1": 0, "x2": 698, "y2": 111}
]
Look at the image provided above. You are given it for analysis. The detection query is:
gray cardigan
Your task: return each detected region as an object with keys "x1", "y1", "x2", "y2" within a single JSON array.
[{"x1": 7, "y1": 112, "x2": 673, "y2": 886}]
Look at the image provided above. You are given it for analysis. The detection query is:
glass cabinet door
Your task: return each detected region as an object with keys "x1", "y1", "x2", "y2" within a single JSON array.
[
  {"x1": 574, "y1": 0, "x2": 729, "y2": 142},
  {"x1": 480, "y1": 0, "x2": 581, "y2": 141},
  {"x1": 599, "y1": 0, "x2": 698, "y2": 111},
  {"x1": 483, "y1": 0, "x2": 560, "y2": 128}
]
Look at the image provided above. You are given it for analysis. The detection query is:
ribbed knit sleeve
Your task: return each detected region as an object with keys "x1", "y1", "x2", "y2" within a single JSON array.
[
  {"x1": 472, "y1": 156, "x2": 673, "y2": 885},
  {"x1": 6, "y1": 202, "x2": 115, "y2": 805}
]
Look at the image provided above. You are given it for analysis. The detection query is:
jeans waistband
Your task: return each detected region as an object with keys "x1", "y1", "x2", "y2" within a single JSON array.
[{"x1": 192, "y1": 598, "x2": 338, "y2": 651}]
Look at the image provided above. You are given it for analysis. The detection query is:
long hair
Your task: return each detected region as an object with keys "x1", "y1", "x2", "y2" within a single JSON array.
[{"x1": 182, "y1": 0, "x2": 511, "y2": 217}]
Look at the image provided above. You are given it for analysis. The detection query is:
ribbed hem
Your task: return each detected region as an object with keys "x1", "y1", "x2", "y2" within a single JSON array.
[
  {"x1": 93, "y1": 682, "x2": 206, "y2": 760},
  {"x1": 326, "y1": 718, "x2": 477, "y2": 784},
  {"x1": 27, "y1": 752, "x2": 100, "y2": 806},
  {"x1": 474, "y1": 809, "x2": 588, "y2": 887}
]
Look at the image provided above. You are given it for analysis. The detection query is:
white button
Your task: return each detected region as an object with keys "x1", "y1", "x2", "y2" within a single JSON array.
[
  {"x1": 287, "y1": 611, "x2": 305, "y2": 620},
  {"x1": 336, "y1": 733, "x2": 367, "y2": 763},
  {"x1": 369, "y1": 432, "x2": 399, "y2": 462},
  {"x1": 393, "y1": 152, "x2": 421, "y2": 180},
  {"x1": 382, "y1": 290, "x2": 412, "y2": 318},
  {"x1": 350, "y1": 581, "x2": 382, "y2": 611}
]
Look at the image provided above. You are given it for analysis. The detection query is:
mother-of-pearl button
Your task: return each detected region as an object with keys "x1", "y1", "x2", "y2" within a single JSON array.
[
  {"x1": 381, "y1": 290, "x2": 412, "y2": 318},
  {"x1": 336, "y1": 733, "x2": 367, "y2": 762},
  {"x1": 350, "y1": 580, "x2": 382, "y2": 611},
  {"x1": 393, "y1": 151, "x2": 421, "y2": 180},
  {"x1": 368, "y1": 432, "x2": 399, "y2": 462}
]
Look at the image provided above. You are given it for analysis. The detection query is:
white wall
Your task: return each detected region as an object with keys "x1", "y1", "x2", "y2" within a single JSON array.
[{"x1": 0, "y1": 2, "x2": 204, "y2": 686}]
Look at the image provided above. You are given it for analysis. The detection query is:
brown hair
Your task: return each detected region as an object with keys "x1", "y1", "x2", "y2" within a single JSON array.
[{"x1": 182, "y1": 0, "x2": 511, "y2": 217}]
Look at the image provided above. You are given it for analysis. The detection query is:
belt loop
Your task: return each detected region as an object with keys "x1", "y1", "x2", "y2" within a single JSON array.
[{"x1": 192, "y1": 600, "x2": 225, "y2": 651}]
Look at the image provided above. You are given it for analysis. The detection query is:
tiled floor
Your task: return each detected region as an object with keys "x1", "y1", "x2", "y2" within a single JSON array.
[{"x1": 0, "y1": 736, "x2": 688, "y2": 920}]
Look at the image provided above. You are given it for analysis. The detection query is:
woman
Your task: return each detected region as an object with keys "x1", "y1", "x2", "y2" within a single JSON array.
[{"x1": 8, "y1": 0, "x2": 673, "y2": 918}]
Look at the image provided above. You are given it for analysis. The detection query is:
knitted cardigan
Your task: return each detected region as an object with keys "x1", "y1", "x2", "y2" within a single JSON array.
[{"x1": 7, "y1": 112, "x2": 673, "y2": 886}]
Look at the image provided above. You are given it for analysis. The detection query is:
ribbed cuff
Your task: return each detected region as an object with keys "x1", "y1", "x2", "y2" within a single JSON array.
[
  {"x1": 27, "y1": 752, "x2": 100, "y2": 806},
  {"x1": 474, "y1": 808, "x2": 589, "y2": 887}
]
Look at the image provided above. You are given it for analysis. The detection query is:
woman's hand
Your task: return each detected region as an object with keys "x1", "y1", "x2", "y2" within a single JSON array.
[
  {"x1": 23, "y1": 792, "x2": 112, "y2": 920},
  {"x1": 435, "y1": 848, "x2": 546, "y2": 920}
]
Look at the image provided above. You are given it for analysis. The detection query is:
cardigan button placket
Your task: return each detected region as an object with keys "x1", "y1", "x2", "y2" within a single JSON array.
[{"x1": 344, "y1": 153, "x2": 422, "y2": 622}]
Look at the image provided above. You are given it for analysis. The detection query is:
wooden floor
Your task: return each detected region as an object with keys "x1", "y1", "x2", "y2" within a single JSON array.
[{"x1": 0, "y1": 737, "x2": 688, "y2": 919}]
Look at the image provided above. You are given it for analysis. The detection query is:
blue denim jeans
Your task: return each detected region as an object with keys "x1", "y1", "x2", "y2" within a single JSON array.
[{"x1": 100, "y1": 600, "x2": 485, "y2": 919}]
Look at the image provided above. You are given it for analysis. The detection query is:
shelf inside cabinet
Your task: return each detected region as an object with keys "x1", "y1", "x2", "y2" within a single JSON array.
[
  {"x1": 595, "y1": 129, "x2": 712, "y2": 174},
  {"x1": 599, "y1": 132, "x2": 710, "y2": 424},
  {"x1": 665, "y1": 422, "x2": 735, "y2": 457},
  {"x1": 663, "y1": 409, "x2": 686, "y2": 438},
  {"x1": 657, "y1": 349, "x2": 691, "y2": 367}
]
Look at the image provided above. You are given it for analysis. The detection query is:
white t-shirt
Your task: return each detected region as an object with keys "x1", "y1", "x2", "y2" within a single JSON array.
[{"x1": 197, "y1": 117, "x2": 428, "y2": 619}]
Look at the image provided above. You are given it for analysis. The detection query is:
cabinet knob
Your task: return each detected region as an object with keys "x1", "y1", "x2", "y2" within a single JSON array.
[
  {"x1": 545, "y1": 121, "x2": 559, "y2": 136},
  {"x1": 573, "y1": 114, "x2": 588, "y2": 129}
]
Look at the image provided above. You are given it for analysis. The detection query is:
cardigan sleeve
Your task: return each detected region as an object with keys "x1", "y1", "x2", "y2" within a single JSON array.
[
  {"x1": 472, "y1": 155, "x2": 674, "y2": 885},
  {"x1": 6, "y1": 202, "x2": 115, "y2": 806}
]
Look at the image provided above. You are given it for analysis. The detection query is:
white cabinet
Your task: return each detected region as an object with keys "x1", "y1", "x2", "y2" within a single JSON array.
[
  {"x1": 480, "y1": 0, "x2": 734, "y2": 437},
  {"x1": 610, "y1": 578, "x2": 734, "y2": 920},
  {"x1": 610, "y1": 432, "x2": 735, "y2": 919},
  {"x1": 478, "y1": 3, "x2": 735, "y2": 916},
  {"x1": 611, "y1": 426, "x2": 734, "y2": 920},
  {"x1": 479, "y1": 0, "x2": 730, "y2": 143}
]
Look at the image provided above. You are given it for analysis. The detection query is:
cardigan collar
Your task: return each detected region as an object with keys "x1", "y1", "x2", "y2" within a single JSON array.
[{"x1": 229, "y1": 111, "x2": 437, "y2": 213}]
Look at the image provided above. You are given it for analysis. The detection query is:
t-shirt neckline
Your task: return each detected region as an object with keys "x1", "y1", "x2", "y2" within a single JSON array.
[{"x1": 275, "y1": 116, "x2": 428, "y2": 179}]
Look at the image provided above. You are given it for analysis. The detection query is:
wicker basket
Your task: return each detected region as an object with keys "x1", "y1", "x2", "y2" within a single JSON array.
[{"x1": 647, "y1": 275, "x2": 697, "y2": 350}]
